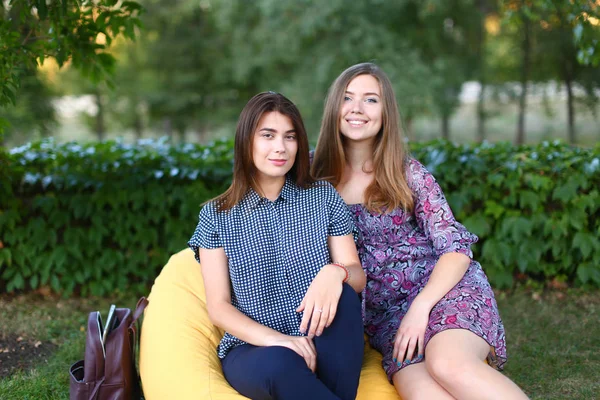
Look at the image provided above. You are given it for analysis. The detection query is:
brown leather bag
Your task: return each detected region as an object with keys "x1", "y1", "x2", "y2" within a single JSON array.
[{"x1": 69, "y1": 297, "x2": 148, "y2": 400}]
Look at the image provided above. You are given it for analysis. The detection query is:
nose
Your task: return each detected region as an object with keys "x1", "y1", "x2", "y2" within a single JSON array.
[
  {"x1": 351, "y1": 100, "x2": 364, "y2": 114},
  {"x1": 273, "y1": 136, "x2": 286, "y2": 154}
]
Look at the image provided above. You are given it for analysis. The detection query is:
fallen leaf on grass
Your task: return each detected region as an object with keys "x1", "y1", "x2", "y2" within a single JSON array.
[
  {"x1": 548, "y1": 278, "x2": 569, "y2": 290},
  {"x1": 38, "y1": 286, "x2": 53, "y2": 297},
  {"x1": 34, "y1": 341, "x2": 42, "y2": 348}
]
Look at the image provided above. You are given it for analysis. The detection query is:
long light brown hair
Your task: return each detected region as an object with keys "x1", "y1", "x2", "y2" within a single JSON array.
[
  {"x1": 215, "y1": 92, "x2": 314, "y2": 211},
  {"x1": 311, "y1": 63, "x2": 414, "y2": 213}
]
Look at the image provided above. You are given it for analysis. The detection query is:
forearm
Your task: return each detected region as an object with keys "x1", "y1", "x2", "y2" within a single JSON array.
[
  {"x1": 413, "y1": 252, "x2": 470, "y2": 311},
  {"x1": 208, "y1": 301, "x2": 287, "y2": 347},
  {"x1": 344, "y1": 261, "x2": 366, "y2": 292},
  {"x1": 324, "y1": 261, "x2": 366, "y2": 293},
  {"x1": 326, "y1": 234, "x2": 365, "y2": 292}
]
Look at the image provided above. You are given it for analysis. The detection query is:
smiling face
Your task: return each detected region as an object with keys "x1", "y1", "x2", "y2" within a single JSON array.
[
  {"x1": 252, "y1": 111, "x2": 298, "y2": 186},
  {"x1": 339, "y1": 74, "x2": 383, "y2": 145}
]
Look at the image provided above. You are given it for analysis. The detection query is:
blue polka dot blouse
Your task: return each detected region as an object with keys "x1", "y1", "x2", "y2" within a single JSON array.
[{"x1": 188, "y1": 178, "x2": 354, "y2": 358}]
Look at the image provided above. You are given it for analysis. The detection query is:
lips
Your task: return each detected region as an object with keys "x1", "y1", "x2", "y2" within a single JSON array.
[
  {"x1": 269, "y1": 159, "x2": 287, "y2": 166},
  {"x1": 346, "y1": 119, "x2": 368, "y2": 127}
]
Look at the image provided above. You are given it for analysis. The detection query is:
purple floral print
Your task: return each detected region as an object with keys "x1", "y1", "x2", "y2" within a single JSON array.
[{"x1": 349, "y1": 159, "x2": 507, "y2": 382}]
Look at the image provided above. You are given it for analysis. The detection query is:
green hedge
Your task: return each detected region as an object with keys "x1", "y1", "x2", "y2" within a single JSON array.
[
  {"x1": 413, "y1": 140, "x2": 600, "y2": 289},
  {"x1": 0, "y1": 138, "x2": 599, "y2": 296},
  {"x1": 0, "y1": 138, "x2": 233, "y2": 296}
]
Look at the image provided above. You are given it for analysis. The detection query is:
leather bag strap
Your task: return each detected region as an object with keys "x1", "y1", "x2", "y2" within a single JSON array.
[
  {"x1": 88, "y1": 377, "x2": 106, "y2": 400},
  {"x1": 131, "y1": 297, "x2": 148, "y2": 326}
]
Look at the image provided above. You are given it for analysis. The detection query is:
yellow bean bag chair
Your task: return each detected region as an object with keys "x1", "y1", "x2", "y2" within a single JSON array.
[{"x1": 140, "y1": 249, "x2": 401, "y2": 400}]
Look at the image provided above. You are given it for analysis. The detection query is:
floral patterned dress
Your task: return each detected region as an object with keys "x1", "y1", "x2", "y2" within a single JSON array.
[{"x1": 349, "y1": 159, "x2": 507, "y2": 382}]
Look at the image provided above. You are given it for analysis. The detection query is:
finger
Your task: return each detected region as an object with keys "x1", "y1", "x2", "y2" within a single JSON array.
[
  {"x1": 392, "y1": 333, "x2": 402, "y2": 362},
  {"x1": 299, "y1": 303, "x2": 313, "y2": 334},
  {"x1": 307, "y1": 340, "x2": 317, "y2": 373},
  {"x1": 315, "y1": 308, "x2": 329, "y2": 336},
  {"x1": 296, "y1": 299, "x2": 305, "y2": 313},
  {"x1": 397, "y1": 336, "x2": 410, "y2": 363},
  {"x1": 417, "y1": 334, "x2": 425, "y2": 360},
  {"x1": 290, "y1": 343, "x2": 304, "y2": 359},
  {"x1": 307, "y1": 307, "x2": 322, "y2": 338},
  {"x1": 405, "y1": 337, "x2": 417, "y2": 362},
  {"x1": 325, "y1": 303, "x2": 337, "y2": 328},
  {"x1": 301, "y1": 338, "x2": 317, "y2": 372},
  {"x1": 306, "y1": 337, "x2": 317, "y2": 355},
  {"x1": 299, "y1": 345, "x2": 312, "y2": 372}
]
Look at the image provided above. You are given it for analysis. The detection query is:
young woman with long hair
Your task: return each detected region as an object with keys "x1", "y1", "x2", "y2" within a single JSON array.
[
  {"x1": 188, "y1": 92, "x2": 366, "y2": 400},
  {"x1": 312, "y1": 63, "x2": 528, "y2": 400}
]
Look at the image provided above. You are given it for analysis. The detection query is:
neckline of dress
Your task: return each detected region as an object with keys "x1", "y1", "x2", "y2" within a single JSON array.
[{"x1": 346, "y1": 203, "x2": 364, "y2": 208}]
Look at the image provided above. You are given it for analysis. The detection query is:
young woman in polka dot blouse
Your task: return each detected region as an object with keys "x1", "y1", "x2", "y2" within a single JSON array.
[
  {"x1": 188, "y1": 92, "x2": 366, "y2": 400},
  {"x1": 312, "y1": 64, "x2": 529, "y2": 400}
]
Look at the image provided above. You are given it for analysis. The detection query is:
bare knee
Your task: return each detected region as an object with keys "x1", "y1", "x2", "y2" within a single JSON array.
[
  {"x1": 394, "y1": 364, "x2": 455, "y2": 400},
  {"x1": 396, "y1": 383, "x2": 434, "y2": 400},
  {"x1": 426, "y1": 352, "x2": 471, "y2": 389}
]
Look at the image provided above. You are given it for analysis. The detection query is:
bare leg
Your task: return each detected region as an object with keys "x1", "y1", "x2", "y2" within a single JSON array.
[
  {"x1": 425, "y1": 329, "x2": 529, "y2": 400},
  {"x1": 392, "y1": 362, "x2": 456, "y2": 400}
]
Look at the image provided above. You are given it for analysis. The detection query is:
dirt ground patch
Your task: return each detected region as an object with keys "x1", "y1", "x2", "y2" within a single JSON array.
[{"x1": 0, "y1": 333, "x2": 57, "y2": 379}]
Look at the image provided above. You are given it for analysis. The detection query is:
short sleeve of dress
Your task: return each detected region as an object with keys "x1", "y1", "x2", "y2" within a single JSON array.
[
  {"x1": 187, "y1": 202, "x2": 222, "y2": 263},
  {"x1": 406, "y1": 159, "x2": 478, "y2": 259},
  {"x1": 324, "y1": 183, "x2": 354, "y2": 237}
]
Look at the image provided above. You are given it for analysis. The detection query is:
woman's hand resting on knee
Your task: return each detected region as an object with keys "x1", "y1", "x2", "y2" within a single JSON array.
[
  {"x1": 297, "y1": 264, "x2": 346, "y2": 339},
  {"x1": 267, "y1": 335, "x2": 317, "y2": 372},
  {"x1": 393, "y1": 299, "x2": 431, "y2": 364}
]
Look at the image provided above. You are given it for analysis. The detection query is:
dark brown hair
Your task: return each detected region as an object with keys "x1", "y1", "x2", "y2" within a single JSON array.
[
  {"x1": 311, "y1": 63, "x2": 414, "y2": 212},
  {"x1": 215, "y1": 92, "x2": 314, "y2": 211}
]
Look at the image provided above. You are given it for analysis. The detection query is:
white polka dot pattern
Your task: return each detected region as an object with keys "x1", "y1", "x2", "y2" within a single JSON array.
[{"x1": 188, "y1": 178, "x2": 353, "y2": 358}]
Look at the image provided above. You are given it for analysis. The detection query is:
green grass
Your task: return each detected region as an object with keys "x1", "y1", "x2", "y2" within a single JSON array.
[
  {"x1": 0, "y1": 293, "x2": 138, "y2": 400},
  {"x1": 0, "y1": 288, "x2": 598, "y2": 399},
  {"x1": 498, "y1": 289, "x2": 600, "y2": 400}
]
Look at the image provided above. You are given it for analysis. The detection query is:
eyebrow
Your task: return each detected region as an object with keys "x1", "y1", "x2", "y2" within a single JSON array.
[
  {"x1": 345, "y1": 90, "x2": 381, "y2": 97},
  {"x1": 259, "y1": 127, "x2": 296, "y2": 133}
]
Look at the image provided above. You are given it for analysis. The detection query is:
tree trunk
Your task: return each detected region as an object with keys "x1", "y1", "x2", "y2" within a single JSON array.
[
  {"x1": 134, "y1": 108, "x2": 143, "y2": 140},
  {"x1": 516, "y1": 11, "x2": 530, "y2": 145},
  {"x1": 94, "y1": 90, "x2": 105, "y2": 141},
  {"x1": 441, "y1": 113, "x2": 450, "y2": 140},
  {"x1": 404, "y1": 115, "x2": 414, "y2": 142},
  {"x1": 163, "y1": 117, "x2": 172, "y2": 138},
  {"x1": 476, "y1": 0, "x2": 487, "y2": 143},
  {"x1": 195, "y1": 124, "x2": 205, "y2": 143},
  {"x1": 176, "y1": 129, "x2": 185, "y2": 144},
  {"x1": 565, "y1": 77, "x2": 575, "y2": 144},
  {"x1": 477, "y1": 83, "x2": 486, "y2": 143}
]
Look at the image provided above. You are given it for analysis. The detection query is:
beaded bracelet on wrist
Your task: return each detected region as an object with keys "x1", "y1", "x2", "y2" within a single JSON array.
[{"x1": 330, "y1": 262, "x2": 350, "y2": 283}]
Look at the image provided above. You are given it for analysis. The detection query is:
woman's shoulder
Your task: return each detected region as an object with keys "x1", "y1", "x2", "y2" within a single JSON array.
[
  {"x1": 297, "y1": 179, "x2": 338, "y2": 201},
  {"x1": 404, "y1": 157, "x2": 436, "y2": 185},
  {"x1": 199, "y1": 198, "x2": 234, "y2": 217},
  {"x1": 304, "y1": 179, "x2": 335, "y2": 192},
  {"x1": 404, "y1": 157, "x2": 428, "y2": 173},
  {"x1": 198, "y1": 199, "x2": 218, "y2": 218}
]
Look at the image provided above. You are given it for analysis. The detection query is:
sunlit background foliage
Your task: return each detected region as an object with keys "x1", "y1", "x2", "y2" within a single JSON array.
[{"x1": 1, "y1": 0, "x2": 599, "y2": 147}]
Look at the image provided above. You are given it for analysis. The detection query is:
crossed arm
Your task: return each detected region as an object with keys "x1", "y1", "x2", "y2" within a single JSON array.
[{"x1": 199, "y1": 233, "x2": 365, "y2": 371}]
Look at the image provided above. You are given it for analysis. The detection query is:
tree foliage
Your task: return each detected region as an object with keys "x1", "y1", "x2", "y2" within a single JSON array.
[
  {"x1": 2, "y1": 0, "x2": 599, "y2": 145},
  {"x1": 0, "y1": 0, "x2": 143, "y2": 140}
]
